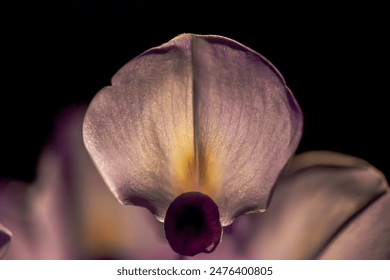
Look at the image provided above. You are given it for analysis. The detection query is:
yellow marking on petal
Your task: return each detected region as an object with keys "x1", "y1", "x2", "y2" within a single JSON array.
[
  {"x1": 170, "y1": 139, "x2": 222, "y2": 199},
  {"x1": 198, "y1": 146, "x2": 222, "y2": 198},
  {"x1": 170, "y1": 143, "x2": 195, "y2": 194}
]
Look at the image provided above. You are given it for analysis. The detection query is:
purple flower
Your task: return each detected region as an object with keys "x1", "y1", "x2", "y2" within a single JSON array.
[
  {"x1": 83, "y1": 34, "x2": 303, "y2": 256},
  {"x1": 2, "y1": 34, "x2": 389, "y2": 260}
]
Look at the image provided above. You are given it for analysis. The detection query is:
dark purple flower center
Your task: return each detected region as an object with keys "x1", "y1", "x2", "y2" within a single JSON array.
[{"x1": 164, "y1": 192, "x2": 222, "y2": 256}]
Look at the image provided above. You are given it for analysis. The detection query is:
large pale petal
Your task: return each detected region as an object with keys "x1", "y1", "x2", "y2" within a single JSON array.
[
  {"x1": 244, "y1": 152, "x2": 388, "y2": 259},
  {"x1": 0, "y1": 223, "x2": 12, "y2": 258},
  {"x1": 83, "y1": 37, "x2": 194, "y2": 221},
  {"x1": 83, "y1": 34, "x2": 302, "y2": 224},
  {"x1": 191, "y1": 36, "x2": 302, "y2": 224}
]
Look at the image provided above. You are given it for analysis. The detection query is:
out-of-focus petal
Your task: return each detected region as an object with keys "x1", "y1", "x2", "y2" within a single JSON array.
[
  {"x1": 83, "y1": 34, "x2": 303, "y2": 225},
  {"x1": 283, "y1": 150, "x2": 373, "y2": 176},
  {"x1": 1, "y1": 105, "x2": 176, "y2": 259},
  {"x1": 0, "y1": 107, "x2": 89, "y2": 259},
  {"x1": 245, "y1": 151, "x2": 388, "y2": 259},
  {"x1": 0, "y1": 180, "x2": 37, "y2": 259},
  {"x1": 0, "y1": 223, "x2": 12, "y2": 258},
  {"x1": 319, "y1": 193, "x2": 390, "y2": 259}
]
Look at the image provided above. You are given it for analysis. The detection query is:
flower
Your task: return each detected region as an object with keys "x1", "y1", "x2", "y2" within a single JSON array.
[
  {"x1": 2, "y1": 34, "x2": 389, "y2": 260},
  {"x1": 1, "y1": 107, "x2": 388, "y2": 259},
  {"x1": 83, "y1": 34, "x2": 303, "y2": 256}
]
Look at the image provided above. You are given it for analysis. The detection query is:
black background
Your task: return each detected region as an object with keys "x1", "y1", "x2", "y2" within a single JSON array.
[{"x1": 1, "y1": 1, "x2": 388, "y2": 183}]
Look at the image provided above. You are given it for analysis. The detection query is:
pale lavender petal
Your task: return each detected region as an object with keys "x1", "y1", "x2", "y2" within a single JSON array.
[
  {"x1": 244, "y1": 152, "x2": 388, "y2": 259},
  {"x1": 83, "y1": 37, "x2": 194, "y2": 221},
  {"x1": 319, "y1": 193, "x2": 390, "y2": 259},
  {"x1": 0, "y1": 223, "x2": 12, "y2": 258},
  {"x1": 83, "y1": 34, "x2": 303, "y2": 225},
  {"x1": 191, "y1": 35, "x2": 302, "y2": 225}
]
